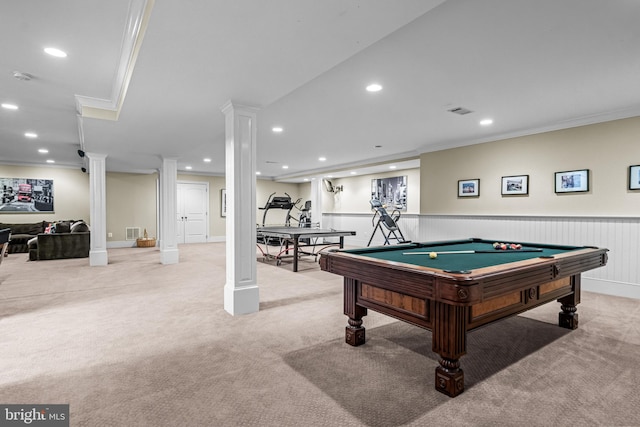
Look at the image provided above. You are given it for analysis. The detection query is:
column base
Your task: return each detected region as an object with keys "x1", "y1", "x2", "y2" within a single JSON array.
[
  {"x1": 89, "y1": 250, "x2": 108, "y2": 266},
  {"x1": 160, "y1": 248, "x2": 179, "y2": 265},
  {"x1": 224, "y1": 284, "x2": 259, "y2": 315}
]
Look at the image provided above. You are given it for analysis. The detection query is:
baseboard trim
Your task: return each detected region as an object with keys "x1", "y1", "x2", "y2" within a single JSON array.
[
  {"x1": 583, "y1": 277, "x2": 640, "y2": 300},
  {"x1": 107, "y1": 241, "x2": 138, "y2": 248}
]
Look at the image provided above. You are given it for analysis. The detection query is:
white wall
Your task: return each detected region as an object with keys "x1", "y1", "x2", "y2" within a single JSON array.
[{"x1": 323, "y1": 168, "x2": 420, "y2": 214}]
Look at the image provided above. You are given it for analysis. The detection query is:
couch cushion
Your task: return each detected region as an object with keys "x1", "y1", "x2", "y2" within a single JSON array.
[{"x1": 0, "y1": 221, "x2": 46, "y2": 235}]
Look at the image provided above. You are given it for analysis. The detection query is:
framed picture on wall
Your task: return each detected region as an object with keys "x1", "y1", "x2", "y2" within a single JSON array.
[
  {"x1": 629, "y1": 165, "x2": 640, "y2": 190},
  {"x1": 220, "y1": 189, "x2": 226, "y2": 217},
  {"x1": 555, "y1": 169, "x2": 589, "y2": 193},
  {"x1": 458, "y1": 179, "x2": 480, "y2": 197},
  {"x1": 371, "y1": 175, "x2": 408, "y2": 210},
  {"x1": 501, "y1": 175, "x2": 529, "y2": 196},
  {"x1": 0, "y1": 177, "x2": 54, "y2": 212}
]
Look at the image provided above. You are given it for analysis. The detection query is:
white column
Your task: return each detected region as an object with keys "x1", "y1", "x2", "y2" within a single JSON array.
[
  {"x1": 221, "y1": 100, "x2": 259, "y2": 315},
  {"x1": 310, "y1": 177, "x2": 323, "y2": 228},
  {"x1": 86, "y1": 152, "x2": 108, "y2": 266},
  {"x1": 159, "y1": 157, "x2": 179, "y2": 264}
]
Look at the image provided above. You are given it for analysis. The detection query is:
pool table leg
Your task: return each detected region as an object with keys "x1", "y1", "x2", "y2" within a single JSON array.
[
  {"x1": 433, "y1": 302, "x2": 468, "y2": 397},
  {"x1": 558, "y1": 275, "x2": 581, "y2": 330},
  {"x1": 344, "y1": 278, "x2": 367, "y2": 346}
]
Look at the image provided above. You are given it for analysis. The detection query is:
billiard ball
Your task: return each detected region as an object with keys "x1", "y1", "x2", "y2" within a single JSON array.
[{"x1": 429, "y1": 252, "x2": 438, "y2": 259}]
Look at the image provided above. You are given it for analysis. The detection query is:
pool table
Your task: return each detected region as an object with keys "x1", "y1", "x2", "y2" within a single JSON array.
[{"x1": 319, "y1": 238, "x2": 608, "y2": 397}]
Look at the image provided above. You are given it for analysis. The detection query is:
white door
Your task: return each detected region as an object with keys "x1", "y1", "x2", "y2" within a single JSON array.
[{"x1": 177, "y1": 182, "x2": 208, "y2": 244}]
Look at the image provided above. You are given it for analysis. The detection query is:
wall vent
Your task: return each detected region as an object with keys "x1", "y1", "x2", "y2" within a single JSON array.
[
  {"x1": 126, "y1": 227, "x2": 141, "y2": 241},
  {"x1": 448, "y1": 107, "x2": 474, "y2": 115}
]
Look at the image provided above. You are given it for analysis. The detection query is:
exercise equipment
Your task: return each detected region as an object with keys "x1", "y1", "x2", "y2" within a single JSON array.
[
  {"x1": 259, "y1": 192, "x2": 301, "y2": 227},
  {"x1": 366, "y1": 198, "x2": 410, "y2": 246}
]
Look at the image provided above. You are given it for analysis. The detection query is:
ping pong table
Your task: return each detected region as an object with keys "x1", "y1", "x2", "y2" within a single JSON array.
[{"x1": 257, "y1": 226, "x2": 356, "y2": 272}]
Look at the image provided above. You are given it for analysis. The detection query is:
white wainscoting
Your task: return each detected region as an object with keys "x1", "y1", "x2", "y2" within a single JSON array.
[{"x1": 322, "y1": 213, "x2": 640, "y2": 300}]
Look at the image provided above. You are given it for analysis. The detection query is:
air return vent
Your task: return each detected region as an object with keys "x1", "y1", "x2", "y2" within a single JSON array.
[
  {"x1": 126, "y1": 227, "x2": 141, "y2": 241},
  {"x1": 448, "y1": 107, "x2": 474, "y2": 115}
]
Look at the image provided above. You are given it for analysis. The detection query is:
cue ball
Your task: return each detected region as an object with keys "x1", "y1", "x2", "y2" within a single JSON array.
[{"x1": 429, "y1": 252, "x2": 437, "y2": 259}]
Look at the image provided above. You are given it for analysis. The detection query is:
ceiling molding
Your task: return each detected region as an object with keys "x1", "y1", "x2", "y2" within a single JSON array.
[{"x1": 76, "y1": 0, "x2": 155, "y2": 120}]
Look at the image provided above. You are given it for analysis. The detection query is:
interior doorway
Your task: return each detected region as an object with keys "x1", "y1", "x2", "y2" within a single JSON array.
[{"x1": 177, "y1": 181, "x2": 209, "y2": 243}]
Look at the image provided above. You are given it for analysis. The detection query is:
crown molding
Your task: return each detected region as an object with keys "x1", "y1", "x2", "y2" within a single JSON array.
[{"x1": 76, "y1": 0, "x2": 155, "y2": 121}]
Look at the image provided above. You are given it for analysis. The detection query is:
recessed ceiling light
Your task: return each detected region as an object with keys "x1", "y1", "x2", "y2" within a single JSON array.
[
  {"x1": 303, "y1": 178, "x2": 309, "y2": 182},
  {"x1": 203, "y1": 158, "x2": 211, "y2": 163},
  {"x1": 366, "y1": 83, "x2": 382, "y2": 92},
  {"x1": 318, "y1": 157, "x2": 326, "y2": 161},
  {"x1": 44, "y1": 47, "x2": 67, "y2": 58},
  {"x1": 25, "y1": 132, "x2": 38, "y2": 138},
  {"x1": 282, "y1": 165, "x2": 289, "y2": 169},
  {"x1": 272, "y1": 126, "x2": 283, "y2": 133},
  {"x1": 480, "y1": 119, "x2": 493, "y2": 126},
  {"x1": 38, "y1": 148, "x2": 48, "y2": 154},
  {"x1": 1, "y1": 103, "x2": 18, "y2": 110},
  {"x1": 46, "y1": 159, "x2": 55, "y2": 164},
  {"x1": 389, "y1": 165, "x2": 397, "y2": 169},
  {"x1": 185, "y1": 166, "x2": 192, "y2": 170},
  {"x1": 326, "y1": 175, "x2": 333, "y2": 178},
  {"x1": 256, "y1": 171, "x2": 261, "y2": 175},
  {"x1": 350, "y1": 171, "x2": 357, "y2": 175}
]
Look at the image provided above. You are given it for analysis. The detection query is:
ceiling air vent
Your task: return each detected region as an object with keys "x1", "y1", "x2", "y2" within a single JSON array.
[{"x1": 448, "y1": 107, "x2": 473, "y2": 115}]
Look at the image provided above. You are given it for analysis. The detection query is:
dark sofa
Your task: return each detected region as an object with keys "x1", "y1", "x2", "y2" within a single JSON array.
[
  {"x1": 0, "y1": 221, "x2": 46, "y2": 253},
  {"x1": 29, "y1": 232, "x2": 90, "y2": 261},
  {"x1": 0, "y1": 220, "x2": 90, "y2": 261}
]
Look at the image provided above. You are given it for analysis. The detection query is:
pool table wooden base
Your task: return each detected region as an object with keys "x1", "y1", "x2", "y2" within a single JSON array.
[
  {"x1": 322, "y1": 238, "x2": 608, "y2": 398},
  {"x1": 342, "y1": 274, "x2": 583, "y2": 397}
]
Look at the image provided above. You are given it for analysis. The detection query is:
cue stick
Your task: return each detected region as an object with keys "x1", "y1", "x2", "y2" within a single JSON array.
[{"x1": 403, "y1": 249, "x2": 543, "y2": 255}]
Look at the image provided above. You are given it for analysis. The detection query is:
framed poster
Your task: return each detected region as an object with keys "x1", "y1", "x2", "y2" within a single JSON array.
[
  {"x1": 501, "y1": 175, "x2": 529, "y2": 196},
  {"x1": 0, "y1": 177, "x2": 54, "y2": 212},
  {"x1": 555, "y1": 169, "x2": 589, "y2": 193},
  {"x1": 629, "y1": 165, "x2": 640, "y2": 190},
  {"x1": 458, "y1": 179, "x2": 480, "y2": 197},
  {"x1": 371, "y1": 175, "x2": 407, "y2": 210}
]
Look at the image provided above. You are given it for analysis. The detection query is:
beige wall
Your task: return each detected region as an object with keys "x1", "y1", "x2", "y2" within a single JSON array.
[
  {"x1": 323, "y1": 168, "x2": 420, "y2": 214},
  {"x1": 0, "y1": 164, "x2": 308, "y2": 241},
  {"x1": 420, "y1": 116, "x2": 640, "y2": 216},
  {"x1": 106, "y1": 172, "x2": 158, "y2": 241},
  {"x1": 0, "y1": 165, "x2": 90, "y2": 224}
]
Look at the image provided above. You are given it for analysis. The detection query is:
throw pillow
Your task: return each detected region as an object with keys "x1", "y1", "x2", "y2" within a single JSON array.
[{"x1": 55, "y1": 221, "x2": 71, "y2": 233}]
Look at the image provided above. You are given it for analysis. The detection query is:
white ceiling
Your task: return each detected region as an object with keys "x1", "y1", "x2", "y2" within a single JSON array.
[{"x1": 2, "y1": 0, "x2": 640, "y2": 182}]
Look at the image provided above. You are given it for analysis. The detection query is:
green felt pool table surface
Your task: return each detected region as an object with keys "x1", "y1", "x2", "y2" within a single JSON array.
[{"x1": 343, "y1": 239, "x2": 582, "y2": 272}]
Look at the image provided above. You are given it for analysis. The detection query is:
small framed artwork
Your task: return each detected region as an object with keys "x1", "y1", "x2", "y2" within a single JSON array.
[
  {"x1": 629, "y1": 165, "x2": 640, "y2": 190},
  {"x1": 458, "y1": 179, "x2": 480, "y2": 197},
  {"x1": 555, "y1": 169, "x2": 589, "y2": 193},
  {"x1": 220, "y1": 189, "x2": 227, "y2": 217},
  {"x1": 501, "y1": 175, "x2": 529, "y2": 196}
]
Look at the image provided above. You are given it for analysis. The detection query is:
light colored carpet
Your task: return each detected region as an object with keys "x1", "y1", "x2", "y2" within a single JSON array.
[{"x1": 0, "y1": 244, "x2": 638, "y2": 426}]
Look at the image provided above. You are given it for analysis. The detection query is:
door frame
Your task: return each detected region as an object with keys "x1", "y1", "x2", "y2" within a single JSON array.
[{"x1": 177, "y1": 180, "x2": 210, "y2": 243}]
